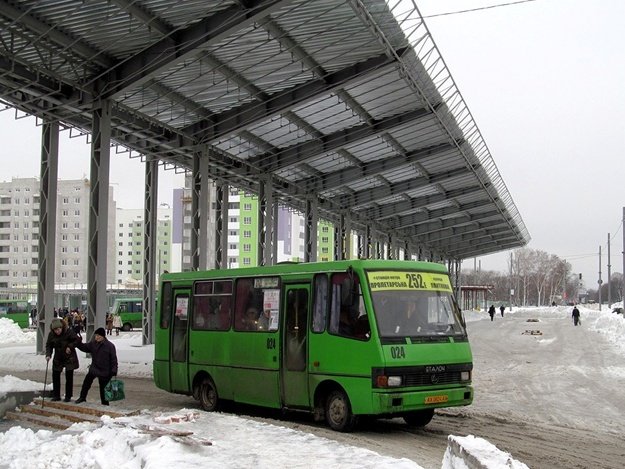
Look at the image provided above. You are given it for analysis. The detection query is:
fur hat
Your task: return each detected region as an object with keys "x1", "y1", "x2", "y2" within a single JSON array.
[
  {"x1": 94, "y1": 327, "x2": 106, "y2": 337},
  {"x1": 50, "y1": 318, "x2": 63, "y2": 330}
]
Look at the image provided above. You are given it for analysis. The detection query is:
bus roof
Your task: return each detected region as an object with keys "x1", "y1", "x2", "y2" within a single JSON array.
[{"x1": 160, "y1": 259, "x2": 449, "y2": 282}]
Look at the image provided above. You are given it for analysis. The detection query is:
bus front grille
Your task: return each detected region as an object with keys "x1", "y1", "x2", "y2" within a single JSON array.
[{"x1": 372, "y1": 363, "x2": 472, "y2": 388}]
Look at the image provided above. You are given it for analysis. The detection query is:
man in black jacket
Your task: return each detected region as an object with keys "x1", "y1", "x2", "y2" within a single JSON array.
[
  {"x1": 75, "y1": 327, "x2": 118, "y2": 405},
  {"x1": 572, "y1": 305, "x2": 581, "y2": 326}
]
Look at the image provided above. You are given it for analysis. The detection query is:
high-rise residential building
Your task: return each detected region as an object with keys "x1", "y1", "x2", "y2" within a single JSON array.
[
  {"x1": 0, "y1": 177, "x2": 116, "y2": 291},
  {"x1": 173, "y1": 176, "x2": 334, "y2": 270},
  {"x1": 114, "y1": 207, "x2": 174, "y2": 286}
]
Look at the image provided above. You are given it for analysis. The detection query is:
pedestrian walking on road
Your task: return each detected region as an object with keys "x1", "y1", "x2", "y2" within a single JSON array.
[
  {"x1": 572, "y1": 305, "x2": 581, "y2": 326},
  {"x1": 45, "y1": 317, "x2": 80, "y2": 402},
  {"x1": 75, "y1": 327, "x2": 118, "y2": 405},
  {"x1": 488, "y1": 305, "x2": 496, "y2": 321},
  {"x1": 499, "y1": 305, "x2": 505, "y2": 317}
]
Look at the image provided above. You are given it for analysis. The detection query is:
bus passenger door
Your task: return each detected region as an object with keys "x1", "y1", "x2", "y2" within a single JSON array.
[
  {"x1": 281, "y1": 284, "x2": 310, "y2": 408},
  {"x1": 170, "y1": 289, "x2": 191, "y2": 393}
]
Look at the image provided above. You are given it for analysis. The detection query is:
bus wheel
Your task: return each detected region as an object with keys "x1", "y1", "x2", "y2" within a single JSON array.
[
  {"x1": 403, "y1": 408, "x2": 434, "y2": 427},
  {"x1": 198, "y1": 377, "x2": 219, "y2": 412},
  {"x1": 122, "y1": 323, "x2": 132, "y2": 332},
  {"x1": 325, "y1": 389, "x2": 357, "y2": 432}
]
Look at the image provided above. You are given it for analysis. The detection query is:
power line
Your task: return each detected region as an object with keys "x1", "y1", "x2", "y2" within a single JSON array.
[{"x1": 422, "y1": 0, "x2": 537, "y2": 19}]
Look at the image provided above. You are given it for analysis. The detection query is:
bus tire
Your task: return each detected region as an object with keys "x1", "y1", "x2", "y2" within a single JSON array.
[
  {"x1": 325, "y1": 389, "x2": 357, "y2": 432},
  {"x1": 198, "y1": 377, "x2": 219, "y2": 412},
  {"x1": 403, "y1": 408, "x2": 434, "y2": 427},
  {"x1": 122, "y1": 323, "x2": 132, "y2": 332}
]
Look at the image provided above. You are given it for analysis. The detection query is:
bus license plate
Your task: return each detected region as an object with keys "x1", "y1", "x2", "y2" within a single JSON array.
[{"x1": 425, "y1": 395, "x2": 448, "y2": 404}]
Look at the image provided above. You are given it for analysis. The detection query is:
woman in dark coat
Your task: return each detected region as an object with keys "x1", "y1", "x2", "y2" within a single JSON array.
[
  {"x1": 75, "y1": 327, "x2": 118, "y2": 405},
  {"x1": 45, "y1": 317, "x2": 80, "y2": 402}
]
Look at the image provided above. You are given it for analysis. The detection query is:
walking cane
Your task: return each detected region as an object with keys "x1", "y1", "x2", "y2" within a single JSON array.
[{"x1": 42, "y1": 358, "x2": 49, "y2": 408}]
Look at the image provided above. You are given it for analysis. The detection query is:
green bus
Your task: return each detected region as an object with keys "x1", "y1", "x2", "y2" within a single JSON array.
[
  {"x1": 153, "y1": 259, "x2": 473, "y2": 431},
  {"x1": 0, "y1": 299, "x2": 32, "y2": 328},
  {"x1": 109, "y1": 297, "x2": 143, "y2": 331}
]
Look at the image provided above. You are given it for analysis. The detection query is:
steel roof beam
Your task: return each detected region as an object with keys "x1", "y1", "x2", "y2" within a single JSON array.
[
  {"x1": 251, "y1": 106, "x2": 431, "y2": 173},
  {"x1": 108, "y1": 0, "x2": 172, "y2": 36},
  {"x1": 418, "y1": 221, "x2": 509, "y2": 244},
  {"x1": 100, "y1": 0, "x2": 292, "y2": 99},
  {"x1": 454, "y1": 241, "x2": 523, "y2": 260},
  {"x1": 445, "y1": 238, "x2": 522, "y2": 259},
  {"x1": 333, "y1": 166, "x2": 469, "y2": 209},
  {"x1": 300, "y1": 141, "x2": 454, "y2": 193},
  {"x1": 429, "y1": 229, "x2": 514, "y2": 251},
  {"x1": 389, "y1": 200, "x2": 494, "y2": 231},
  {"x1": 394, "y1": 209, "x2": 502, "y2": 237},
  {"x1": 435, "y1": 231, "x2": 517, "y2": 252},
  {"x1": 390, "y1": 199, "x2": 494, "y2": 230},
  {"x1": 0, "y1": 2, "x2": 115, "y2": 70},
  {"x1": 360, "y1": 185, "x2": 483, "y2": 221},
  {"x1": 187, "y1": 50, "x2": 405, "y2": 143}
]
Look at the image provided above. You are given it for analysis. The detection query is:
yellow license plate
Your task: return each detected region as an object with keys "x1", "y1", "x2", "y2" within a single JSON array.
[{"x1": 425, "y1": 395, "x2": 448, "y2": 404}]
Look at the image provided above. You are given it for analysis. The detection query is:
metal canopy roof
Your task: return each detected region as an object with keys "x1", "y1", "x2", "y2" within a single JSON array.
[{"x1": 0, "y1": 0, "x2": 530, "y2": 260}]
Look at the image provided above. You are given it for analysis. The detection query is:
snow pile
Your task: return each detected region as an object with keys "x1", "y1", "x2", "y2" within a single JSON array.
[
  {"x1": 587, "y1": 308, "x2": 625, "y2": 354},
  {"x1": 0, "y1": 375, "x2": 42, "y2": 399},
  {"x1": 443, "y1": 435, "x2": 529, "y2": 469},
  {"x1": 0, "y1": 409, "x2": 425, "y2": 469},
  {"x1": 0, "y1": 318, "x2": 35, "y2": 344}
]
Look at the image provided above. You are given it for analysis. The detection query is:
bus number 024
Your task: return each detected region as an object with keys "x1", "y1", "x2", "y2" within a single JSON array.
[
  {"x1": 266, "y1": 338, "x2": 276, "y2": 349},
  {"x1": 406, "y1": 273, "x2": 426, "y2": 289},
  {"x1": 390, "y1": 346, "x2": 405, "y2": 359}
]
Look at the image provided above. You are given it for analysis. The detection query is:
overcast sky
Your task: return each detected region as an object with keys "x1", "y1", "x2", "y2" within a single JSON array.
[
  {"x1": 1, "y1": 0, "x2": 623, "y2": 287},
  {"x1": 416, "y1": 0, "x2": 625, "y2": 287}
]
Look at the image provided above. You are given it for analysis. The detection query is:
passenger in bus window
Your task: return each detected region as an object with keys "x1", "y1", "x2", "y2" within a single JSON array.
[
  {"x1": 257, "y1": 309, "x2": 271, "y2": 330},
  {"x1": 242, "y1": 306, "x2": 259, "y2": 330}
]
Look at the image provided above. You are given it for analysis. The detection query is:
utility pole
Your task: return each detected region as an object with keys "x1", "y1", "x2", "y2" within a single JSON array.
[
  {"x1": 623, "y1": 207, "x2": 625, "y2": 306},
  {"x1": 509, "y1": 251, "x2": 513, "y2": 312},
  {"x1": 607, "y1": 233, "x2": 611, "y2": 307},
  {"x1": 598, "y1": 245, "x2": 602, "y2": 309}
]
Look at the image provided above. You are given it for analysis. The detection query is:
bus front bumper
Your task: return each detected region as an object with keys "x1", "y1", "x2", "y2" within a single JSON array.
[{"x1": 372, "y1": 385, "x2": 473, "y2": 414}]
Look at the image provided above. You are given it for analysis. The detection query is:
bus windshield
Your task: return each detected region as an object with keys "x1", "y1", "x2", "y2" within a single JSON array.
[{"x1": 367, "y1": 270, "x2": 466, "y2": 339}]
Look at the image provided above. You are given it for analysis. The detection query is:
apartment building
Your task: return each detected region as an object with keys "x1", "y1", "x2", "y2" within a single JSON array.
[
  {"x1": 114, "y1": 207, "x2": 174, "y2": 285},
  {"x1": 173, "y1": 177, "x2": 334, "y2": 271},
  {"x1": 0, "y1": 177, "x2": 116, "y2": 290}
]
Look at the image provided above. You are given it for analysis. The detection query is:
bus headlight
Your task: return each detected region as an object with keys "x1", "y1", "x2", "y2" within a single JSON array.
[
  {"x1": 387, "y1": 376, "x2": 402, "y2": 387},
  {"x1": 375, "y1": 375, "x2": 402, "y2": 387},
  {"x1": 460, "y1": 371, "x2": 471, "y2": 381}
]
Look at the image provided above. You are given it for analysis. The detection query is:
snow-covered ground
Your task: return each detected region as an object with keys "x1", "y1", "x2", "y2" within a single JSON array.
[{"x1": 3, "y1": 303, "x2": 623, "y2": 469}]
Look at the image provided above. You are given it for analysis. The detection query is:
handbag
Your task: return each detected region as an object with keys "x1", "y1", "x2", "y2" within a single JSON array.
[{"x1": 104, "y1": 378, "x2": 125, "y2": 402}]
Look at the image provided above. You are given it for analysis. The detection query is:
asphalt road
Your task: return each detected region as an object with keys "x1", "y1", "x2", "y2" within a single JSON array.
[{"x1": 2, "y1": 309, "x2": 624, "y2": 468}]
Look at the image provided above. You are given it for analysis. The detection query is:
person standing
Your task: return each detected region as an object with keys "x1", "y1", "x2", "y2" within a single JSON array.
[
  {"x1": 112, "y1": 313, "x2": 122, "y2": 336},
  {"x1": 499, "y1": 305, "x2": 505, "y2": 317},
  {"x1": 572, "y1": 305, "x2": 581, "y2": 326},
  {"x1": 75, "y1": 327, "x2": 118, "y2": 405},
  {"x1": 488, "y1": 305, "x2": 496, "y2": 321},
  {"x1": 45, "y1": 317, "x2": 80, "y2": 402},
  {"x1": 105, "y1": 313, "x2": 113, "y2": 335}
]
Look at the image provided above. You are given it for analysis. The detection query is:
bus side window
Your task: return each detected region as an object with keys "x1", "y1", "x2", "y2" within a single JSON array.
[
  {"x1": 160, "y1": 282, "x2": 172, "y2": 329},
  {"x1": 312, "y1": 274, "x2": 328, "y2": 333},
  {"x1": 192, "y1": 296, "x2": 210, "y2": 329},
  {"x1": 235, "y1": 279, "x2": 261, "y2": 331},
  {"x1": 329, "y1": 273, "x2": 369, "y2": 340}
]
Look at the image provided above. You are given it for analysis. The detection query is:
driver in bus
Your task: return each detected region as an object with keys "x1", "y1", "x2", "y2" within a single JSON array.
[{"x1": 395, "y1": 298, "x2": 427, "y2": 335}]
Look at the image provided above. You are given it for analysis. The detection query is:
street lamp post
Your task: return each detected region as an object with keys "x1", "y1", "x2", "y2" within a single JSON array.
[{"x1": 598, "y1": 245, "x2": 602, "y2": 309}]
